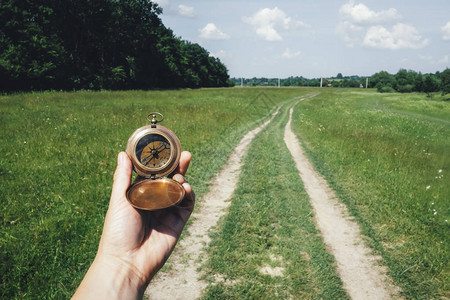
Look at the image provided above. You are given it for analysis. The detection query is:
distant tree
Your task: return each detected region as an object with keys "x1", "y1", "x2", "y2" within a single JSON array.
[
  {"x1": 413, "y1": 72, "x2": 424, "y2": 92},
  {"x1": 336, "y1": 73, "x2": 343, "y2": 79},
  {"x1": 370, "y1": 71, "x2": 395, "y2": 92},
  {"x1": 440, "y1": 69, "x2": 450, "y2": 95},
  {"x1": 423, "y1": 75, "x2": 439, "y2": 97},
  {"x1": 230, "y1": 71, "x2": 449, "y2": 94},
  {"x1": 394, "y1": 69, "x2": 416, "y2": 93},
  {"x1": 339, "y1": 79, "x2": 359, "y2": 88}
]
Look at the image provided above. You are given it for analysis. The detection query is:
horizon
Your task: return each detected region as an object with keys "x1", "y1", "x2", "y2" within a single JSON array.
[{"x1": 229, "y1": 70, "x2": 446, "y2": 80}]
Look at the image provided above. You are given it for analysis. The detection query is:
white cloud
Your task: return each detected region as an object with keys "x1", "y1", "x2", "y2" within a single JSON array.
[
  {"x1": 442, "y1": 21, "x2": 450, "y2": 40},
  {"x1": 209, "y1": 50, "x2": 230, "y2": 59},
  {"x1": 282, "y1": 48, "x2": 301, "y2": 59},
  {"x1": 243, "y1": 7, "x2": 309, "y2": 42},
  {"x1": 337, "y1": 1, "x2": 428, "y2": 50},
  {"x1": 153, "y1": 0, "x2": 169, "y2": 9},
  {"x1": 339, "y1": 0, "x2": 401, "y2": 24},
  {"x1": 178, "y1": 5, "x2": 194, "y2": 17},
  {"x1": 336, "y1": 20, "x2": 364, "y2": 47},
  {"x1": 363, "y1": 24, "x2": 429, "y2": 50},
  {"x1": 199, "y1": 23, "x2": 230, "y2": 40}
]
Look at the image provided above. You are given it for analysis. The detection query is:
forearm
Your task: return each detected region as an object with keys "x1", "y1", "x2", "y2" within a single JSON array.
[{"x1": 72, "y1": 255, "x2": 147, "y2": 300}]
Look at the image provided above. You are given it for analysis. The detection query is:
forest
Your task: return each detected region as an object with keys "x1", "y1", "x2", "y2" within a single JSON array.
[{"x1": 0, "y1": 0, "x2": 232, "y2": 92}]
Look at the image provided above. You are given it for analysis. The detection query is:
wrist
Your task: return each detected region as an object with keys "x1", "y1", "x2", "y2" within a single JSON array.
[{"x1": 73, "y1": 254, "x2": 147, "y2": 299}]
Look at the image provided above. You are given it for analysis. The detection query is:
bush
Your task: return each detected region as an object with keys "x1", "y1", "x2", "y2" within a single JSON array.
[
  {"x1": 397, "y1": 84, "x2": 414, "y2": 93},
  {"x1": 377, "y1": 85, "x2": 395, "y2": 93}
]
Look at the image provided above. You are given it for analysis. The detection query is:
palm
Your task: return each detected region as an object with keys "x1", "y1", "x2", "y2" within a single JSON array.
[{"x1": 98, "y1": 151, "x2": 194, "y2": 283}]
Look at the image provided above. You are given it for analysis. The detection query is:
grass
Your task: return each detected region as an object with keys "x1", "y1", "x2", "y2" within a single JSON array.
[
  {"x1": 1, "y1": 87, "x2": 448, "y2": 298},
  {"x1": 0, "y1": 88, "x2": 304, "y2": 299},
  {"x1": 292, "y1": 89, "x2": 449, "y2": 299},
  {"x1": 201, "y1": 99, "x2": 348, "y2": 299}
]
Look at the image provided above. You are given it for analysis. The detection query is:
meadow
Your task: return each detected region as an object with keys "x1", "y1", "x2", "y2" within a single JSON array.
[
  {"x1": 1, "y1": 88, "x2": 448, "y2": 299},
  {"x1": 292, "y1": 89, "x2": 449, "y2": 298},
  {"x1": 0, "y1": 88, "x2": 301, "y2": 299},
  {"x1": 201, "y1": 102, "x2": 348, "y2": 299}
]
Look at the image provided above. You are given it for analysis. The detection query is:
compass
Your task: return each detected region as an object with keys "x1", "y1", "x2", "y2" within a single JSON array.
[{"x1": 126, "y1": 113, "x2": 184, "y2": 210}]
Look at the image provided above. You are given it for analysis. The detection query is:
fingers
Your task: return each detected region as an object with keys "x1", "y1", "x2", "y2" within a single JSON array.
[
  {"x1": 111, "y1": 152, "x2": 133, "y2": 201},
  {"x1": 172, "y1": 173, "x2": 186, "y2": 184},
  {"x1": 177, "y1": 151, "x2": 191, "y2": 176},
  {"x1": 182, "y1": 182, "x2": 195, "y2": 203},
  {"x1": 172, "y1": 173, "x2": 195, "y2": 210}
]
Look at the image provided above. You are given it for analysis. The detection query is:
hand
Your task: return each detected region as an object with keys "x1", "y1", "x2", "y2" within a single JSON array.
[{"x1": 73, "y1": 151, "x2": 195, "y2": 299}]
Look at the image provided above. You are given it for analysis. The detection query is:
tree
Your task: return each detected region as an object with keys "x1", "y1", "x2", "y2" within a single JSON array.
[
  {"x1": 423, "y1": 75, "x2": 439, "y2": 97},
  {"x1": 413, "y1": 72, "x2": 424, "y2": 92},
  {"x1": 0, "y1": 1, "x2": 69, "y2": 91},
  {"x1": 0, "y1": 0, "x2": 230, "y2": 92},
  {"x1": 440, "y1": 69, "x2": 450, "y2": 95},
  {"x1": 336, "y1": 73, "x2": 343, "y2": 79},
  {"x1": 394, "y1": 69, "x2": 416, "y2": 93},
  {"x1": 370, "y1": 71, "x2": 395, "y2": 92}
]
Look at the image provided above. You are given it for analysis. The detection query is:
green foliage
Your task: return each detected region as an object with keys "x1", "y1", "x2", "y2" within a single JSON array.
[
  {"x1": 377, "y1": 85, "x2": 395, "y2": 93},
  {"x1": 440, "y1": 68, "x2": 450, "y2": 95},
  {"x1": 0, "y1": 0, "x2": 230, "y2": 92},
  {"x1": 370, "y1": 69, "x2": 446, "y2": 95},
  {"x1": 370, "y1": 71, "x2": 395, "y2": 91},
  {"x1": 394, "y1": 69, "x2": 414, "y2": 92},
  {"x1": 423, "y1": 75, "x2": 439, "y2": 97}
]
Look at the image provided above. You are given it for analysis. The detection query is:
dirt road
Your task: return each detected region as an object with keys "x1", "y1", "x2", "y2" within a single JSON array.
[
  {"x1": 284, "y1": 105, "x2": 400, "y2": 300},
  {"x1": 146, "y1": 108, "x2": 280, "y2": 299},
  {"x1": 145, "y1": 100, "x2": 400, "y2": 299}
]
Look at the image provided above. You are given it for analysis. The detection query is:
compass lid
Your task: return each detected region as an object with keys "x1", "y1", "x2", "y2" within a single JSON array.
[{"x1": 126, "y1": 178, "x2": 185, "y2": 210}]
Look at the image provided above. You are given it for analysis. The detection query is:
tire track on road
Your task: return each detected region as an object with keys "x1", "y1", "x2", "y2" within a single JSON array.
[
  {"x1": 284, "y1": 105, "x2": 401, "y2": 300},
  {"x1": 146, "y1": 107, "x2": 280, "y2": 299}
]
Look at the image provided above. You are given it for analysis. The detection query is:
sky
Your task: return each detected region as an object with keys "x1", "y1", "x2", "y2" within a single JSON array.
[{"x1": 153, "y1": 0, "x2": 450, "y2": 79}]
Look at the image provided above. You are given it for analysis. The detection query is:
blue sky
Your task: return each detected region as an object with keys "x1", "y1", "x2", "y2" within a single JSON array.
[{"x1": 154, "y1": 0, "x2": 450, "y2": 78}]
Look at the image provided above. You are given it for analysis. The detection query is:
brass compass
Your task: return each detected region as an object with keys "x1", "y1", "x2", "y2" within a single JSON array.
[{"x1": 126, "y1": 113, "x2": 184, "y2": 210}]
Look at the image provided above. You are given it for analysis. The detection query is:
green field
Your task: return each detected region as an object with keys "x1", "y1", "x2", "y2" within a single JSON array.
[
  {"x1": 292, "y1": 89, "x2": 449, "y2": 298},
  {"x1": 0, "y1": 88, "x2": 300, "y2": 298},
  {"x1": 201, "y1": 101, "x2": 348, "y2": 299},
  {"x1": 1, "y1": 88, "x2": 449, "y2": 299}
]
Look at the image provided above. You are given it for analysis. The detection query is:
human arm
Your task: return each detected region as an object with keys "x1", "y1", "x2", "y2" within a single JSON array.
[{"x1": 72, "y1": 151, "x2": 195, "y2": 299}]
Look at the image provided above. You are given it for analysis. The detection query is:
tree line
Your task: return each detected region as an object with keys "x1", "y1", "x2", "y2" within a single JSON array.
[
  {"x1": 231, "y1": 75, "x2": 366, "y2": 88},
  {"x1": 232, "y1": 69, "x2": 450, "y2": 96},
  {"x1": 0, "y1": 0, "x2": 232, "y2": 92},
  {"x1": 369, "y1": 69, "x2": 450, "y2": 96}
]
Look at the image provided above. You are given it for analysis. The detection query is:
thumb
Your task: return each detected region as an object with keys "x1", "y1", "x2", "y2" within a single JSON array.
[{"x1": 111, "y1": 152, "x2": 133, "y2": 202}]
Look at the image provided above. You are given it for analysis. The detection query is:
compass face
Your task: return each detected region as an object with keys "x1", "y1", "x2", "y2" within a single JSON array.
[
  {"x1": 136, "y1": 134, "x2": 171, "y2": 169},
  {"x1": 126, "y1": 121, "x2": 181, "y2": 178}
]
